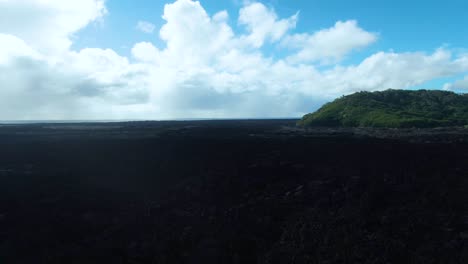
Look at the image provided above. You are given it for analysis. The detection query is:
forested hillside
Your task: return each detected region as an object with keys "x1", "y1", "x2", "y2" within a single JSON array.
[{"x1": 299, "y1": 90, "x2": 468, "y2": 128}]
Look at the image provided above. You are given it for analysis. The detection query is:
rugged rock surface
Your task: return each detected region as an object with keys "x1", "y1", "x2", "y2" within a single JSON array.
[{"x1": 0, "y1": 120, "x2": 467, "y2": 263}]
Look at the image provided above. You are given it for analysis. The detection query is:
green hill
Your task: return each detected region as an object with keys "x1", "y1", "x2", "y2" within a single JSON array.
[{"x1": 298, "y1": 89, "x2": 468, "y2": 128}]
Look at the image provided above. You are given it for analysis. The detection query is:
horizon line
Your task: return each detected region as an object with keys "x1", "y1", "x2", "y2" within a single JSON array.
[{"x1": 0, "y1": 117, "x2": 301, "y2": 125}]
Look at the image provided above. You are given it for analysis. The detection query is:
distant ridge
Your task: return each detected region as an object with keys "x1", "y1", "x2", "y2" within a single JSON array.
[{"x1": 299, "y1": 89, "x2": 468, "y2": 128}]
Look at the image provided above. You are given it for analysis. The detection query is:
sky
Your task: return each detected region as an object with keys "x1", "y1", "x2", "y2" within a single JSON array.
[{"x1": 1, "y1": 0, "x2": 468, "y2": 120}]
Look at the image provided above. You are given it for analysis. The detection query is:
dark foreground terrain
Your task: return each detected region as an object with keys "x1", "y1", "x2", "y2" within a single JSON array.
[{"x1": 1, "y1": 120, "x2": 468, "y2": 263}]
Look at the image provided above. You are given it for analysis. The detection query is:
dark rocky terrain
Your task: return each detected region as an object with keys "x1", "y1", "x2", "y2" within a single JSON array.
[{"x1": 1, "y1": 120, "x2": 468, "y2": 263}]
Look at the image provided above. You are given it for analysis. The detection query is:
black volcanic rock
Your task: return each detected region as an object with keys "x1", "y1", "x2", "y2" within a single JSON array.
[{"x1": 0, "y1": 120, "x2": 468, "y2": 263}]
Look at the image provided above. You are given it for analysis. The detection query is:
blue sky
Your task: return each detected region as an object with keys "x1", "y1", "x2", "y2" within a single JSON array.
[
  {"x1": 72, "y1": 0, "x2": 468, "y2": 92},
  {"x1": 1, "y1": 0, "x2": 468, "y2": 120},
  {"x1": 73, "y1": 0, "x2": 468, "y2": 57}
]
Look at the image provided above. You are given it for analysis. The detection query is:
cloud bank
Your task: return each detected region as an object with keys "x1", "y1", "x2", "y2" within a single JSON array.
[{"x1": 1, "y1": 0, "x2": 468, "y2": 120}]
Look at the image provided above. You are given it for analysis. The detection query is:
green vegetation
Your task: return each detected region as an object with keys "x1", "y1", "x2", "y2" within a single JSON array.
[{"x1": 299, "y1": 89, "x2": 468, "y2": 128}]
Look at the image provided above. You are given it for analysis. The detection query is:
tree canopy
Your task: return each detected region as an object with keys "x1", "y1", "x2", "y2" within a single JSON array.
[{"x1": 298, "y1": 89, "x2": 468, "y2": 128}]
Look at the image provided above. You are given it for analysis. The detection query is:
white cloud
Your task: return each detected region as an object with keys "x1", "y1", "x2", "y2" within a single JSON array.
[
  {"x1": 443, "y1": 76, "x2": 468, "y2": 90},
  {"x1": 159, "y1": 0, "x2": 235, "y2": 68},
  {"x1": 0, "y1": 0, "x2": 467, "y2": 120},
  {"x1": 0, "y1": 34, "x2": 43, "y2": 64},
  {"x1": 0, "y1": 0, "x2": 106, "y2": 55},
  {"x1": 283, "y1": 20, "x2": 378, "y2": 64},
  {"x1": 131, "y1": 42, "x2": 160, "y2": 62},
  {"x1": 213, "y1": 10, "x2": 229, "y2": 23},
  {"x1": 239, "y1": 2, "x2": 298, "y2": 48},
  {"x1": 320, "y1": 49, "x2": 468, "y2": 97},
  {"x1": 136, "y1": 21, "x2": 156, "y2": 34}
]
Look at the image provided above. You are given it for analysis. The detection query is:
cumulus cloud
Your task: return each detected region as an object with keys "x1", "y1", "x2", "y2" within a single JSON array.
[
  {"x1": 0, "y1": 0, "x2": 106, "y2": 55},
  {"x1": 239, "y1": 2, "x2": 298, "y2": 48},
  {"x1": 136, "y1": 21, "x2": 156, "y2": 34},
  {"x1": 283, "y1": 20, "x2": 378, "y2": 64},
  {"x1": 159, "y1": 0, "x2": 235, "y2": 67},
  {"x1": 131, "y1": 42, "x2": 160, "y2": 62},
  {"x1": 0, "y1": 34, "x2": 43, "y2": 64},
  {"x1": 321, "y1": 49, "x2": 468, "y2": 96},
  {"x1": 0, "y1": 0, "x2": 468, "y2": 120},
  {"x1": 443, "y1": 76, "x2": 468, "y2": 91}
]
